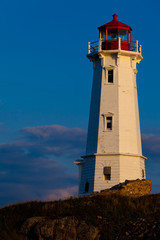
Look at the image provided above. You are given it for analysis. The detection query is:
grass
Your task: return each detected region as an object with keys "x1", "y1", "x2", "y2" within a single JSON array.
[{"x1": 0, "y1": 192, "x2": 160, "y2": 239}]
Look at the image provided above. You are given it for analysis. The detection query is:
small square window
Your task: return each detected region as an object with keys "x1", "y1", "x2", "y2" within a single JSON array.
[
  {"x1": 106, "y1": 116, "x2": 112, "y2": 130},
  {"x1": 108, "y1": 70, "x2": 113, "y2": 83},
  {"x1": 104, "y1": 167, "x2": 111, "y2": 181}
]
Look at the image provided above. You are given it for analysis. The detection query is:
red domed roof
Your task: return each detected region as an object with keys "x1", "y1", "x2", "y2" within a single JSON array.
[{"x1": 98, "y1": 14, "x2": 132, "y2": 31}]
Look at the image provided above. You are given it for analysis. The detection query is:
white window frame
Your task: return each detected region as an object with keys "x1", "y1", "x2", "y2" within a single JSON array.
[
  {"x1": 102, "y1": 113, "x2": 114, "y2": 131},
  {"x1": 104, "y1": 66, "x2": 116, "y2": 84}
]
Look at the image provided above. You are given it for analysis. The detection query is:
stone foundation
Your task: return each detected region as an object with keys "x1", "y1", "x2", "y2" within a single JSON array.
[{"x1": 101, "y1": 179, "x2": 151, "y2": 196}]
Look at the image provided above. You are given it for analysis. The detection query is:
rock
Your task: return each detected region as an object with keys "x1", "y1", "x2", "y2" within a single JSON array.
[
  {"x1": 117, "y1": 214, "x2": 160, "y2": 240},
  {"x1": 33, "y1": 219, "x2": 57, "y2": 240},
  {"x1": 101, "y1": 179, "x2": 151, "y2": 197},
  {"x1": 20, "y1": 216, "x2": 46, "y2": 235},
  {"x1": 49, "y1": 217, "x2": 77, "y2": 240},
  {"x1": 77, "y1": 220, "x2": 99, "y2": 240},
  {"x1": 20, "y1": 216, "x2": 100, "y2": 240}
]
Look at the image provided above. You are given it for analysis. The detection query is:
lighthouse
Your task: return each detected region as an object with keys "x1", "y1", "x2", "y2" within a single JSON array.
[{"x1": 75, "y1": 14, "x2": 146, "y2": 196}]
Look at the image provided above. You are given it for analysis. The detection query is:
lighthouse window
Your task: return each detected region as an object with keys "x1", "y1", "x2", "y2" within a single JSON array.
[
  {"x1": 104, "y1": 167, "x2": 111, "y2": 180},
  {"x1": 106, "y1": 116, "x2": 112, "y2": 130},
  {"x1": 142, "y1": 169, "x2": 145, "y2": 178},
  {"x1": 118, "y1": 29, "x2": 128, "y2": 41},
  {"x1": 108, "y1": 70, "x2": 113, "y2": 83},
  {"x1": 85, "y1": 182, "x2": 89, "y2": 193},
  {"x1": 107, "y1": 29, "x2": 118, "y2": 40}
]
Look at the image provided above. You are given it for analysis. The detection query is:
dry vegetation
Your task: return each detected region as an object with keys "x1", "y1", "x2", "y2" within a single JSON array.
[{"x1": 0, "y1": 192, "x2": 160, "y2": 239}]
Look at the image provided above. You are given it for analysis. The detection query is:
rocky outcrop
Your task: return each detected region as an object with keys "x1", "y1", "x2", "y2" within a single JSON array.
[
  {"x1": 101, "y1": 179, "x2": 151, "y2": 196},
  {"x1": 20, "y1": 216, "x2": 46, "y2": 235},
  {"x1": 116, "y1": 213, "x2": 160, "y2": 240},
  {"x1": 7, "y1": 179, "x2": 154, "y2": 240},
  {"x1": 20, "y1": 216, "x2": 100, "y2": 240}
]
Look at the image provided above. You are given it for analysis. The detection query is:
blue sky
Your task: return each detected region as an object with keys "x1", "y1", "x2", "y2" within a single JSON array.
[{"x1": 0, "y1": 0, "x2": 160, "y2": 206}]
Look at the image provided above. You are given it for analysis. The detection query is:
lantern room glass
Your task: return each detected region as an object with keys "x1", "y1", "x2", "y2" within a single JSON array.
[
  {"x1": 100, "y1": 31, "x2": 106, "y2": 41},
  {"x1": 107, "y1": 29, "x2": 118, "y2": 40},
  {"x1": 106, "y1": 29, "x2": 128, "y2": 42},
  {"x1": 118, "y1": 29, "x2": 128, "y2": 41}
]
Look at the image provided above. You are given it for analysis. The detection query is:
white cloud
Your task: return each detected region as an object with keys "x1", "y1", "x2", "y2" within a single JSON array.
[{"x1": 46, "y1": 186, "x2": 78, "y2": 201}]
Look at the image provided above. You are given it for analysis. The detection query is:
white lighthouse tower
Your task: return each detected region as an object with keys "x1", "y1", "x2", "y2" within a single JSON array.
[{"x1": 75, "y1": 14, "x2": 146, "y2": 196}]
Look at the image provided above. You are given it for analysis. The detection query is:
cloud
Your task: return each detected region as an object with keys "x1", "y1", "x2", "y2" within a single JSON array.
[
  {"x1": 46, "y1": 186, "x2": 78, "y2": 201},
  {"x1": 142, "y1": 131, "x2": 160, "y2": 193},
  {"x1": 142, "y1": 133, "x2": 160, "y2": 158},
  {"x1": 0, "y1": 124, "x2": 160, "y2": 206},
  {"x1": 0, "y1": 125, "x2": 87, "y2": 207},
  {"x1": 19, "y1": 125, "x2": 87, "y2": 157}
]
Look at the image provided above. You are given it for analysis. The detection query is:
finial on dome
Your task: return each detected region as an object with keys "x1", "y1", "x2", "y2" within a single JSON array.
[{"x1": 112, "y1": 13, "x2": 118, "y2": 21}]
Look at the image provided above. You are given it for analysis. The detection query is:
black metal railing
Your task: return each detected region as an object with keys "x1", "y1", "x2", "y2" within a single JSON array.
[{"x1": 89, "y1": 40, "x2": 99, "y2": 54}]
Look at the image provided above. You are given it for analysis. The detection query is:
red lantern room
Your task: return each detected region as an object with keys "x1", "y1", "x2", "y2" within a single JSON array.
[{"x1": 98, "y1": 14, "x2": 132, "y2": 51}]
